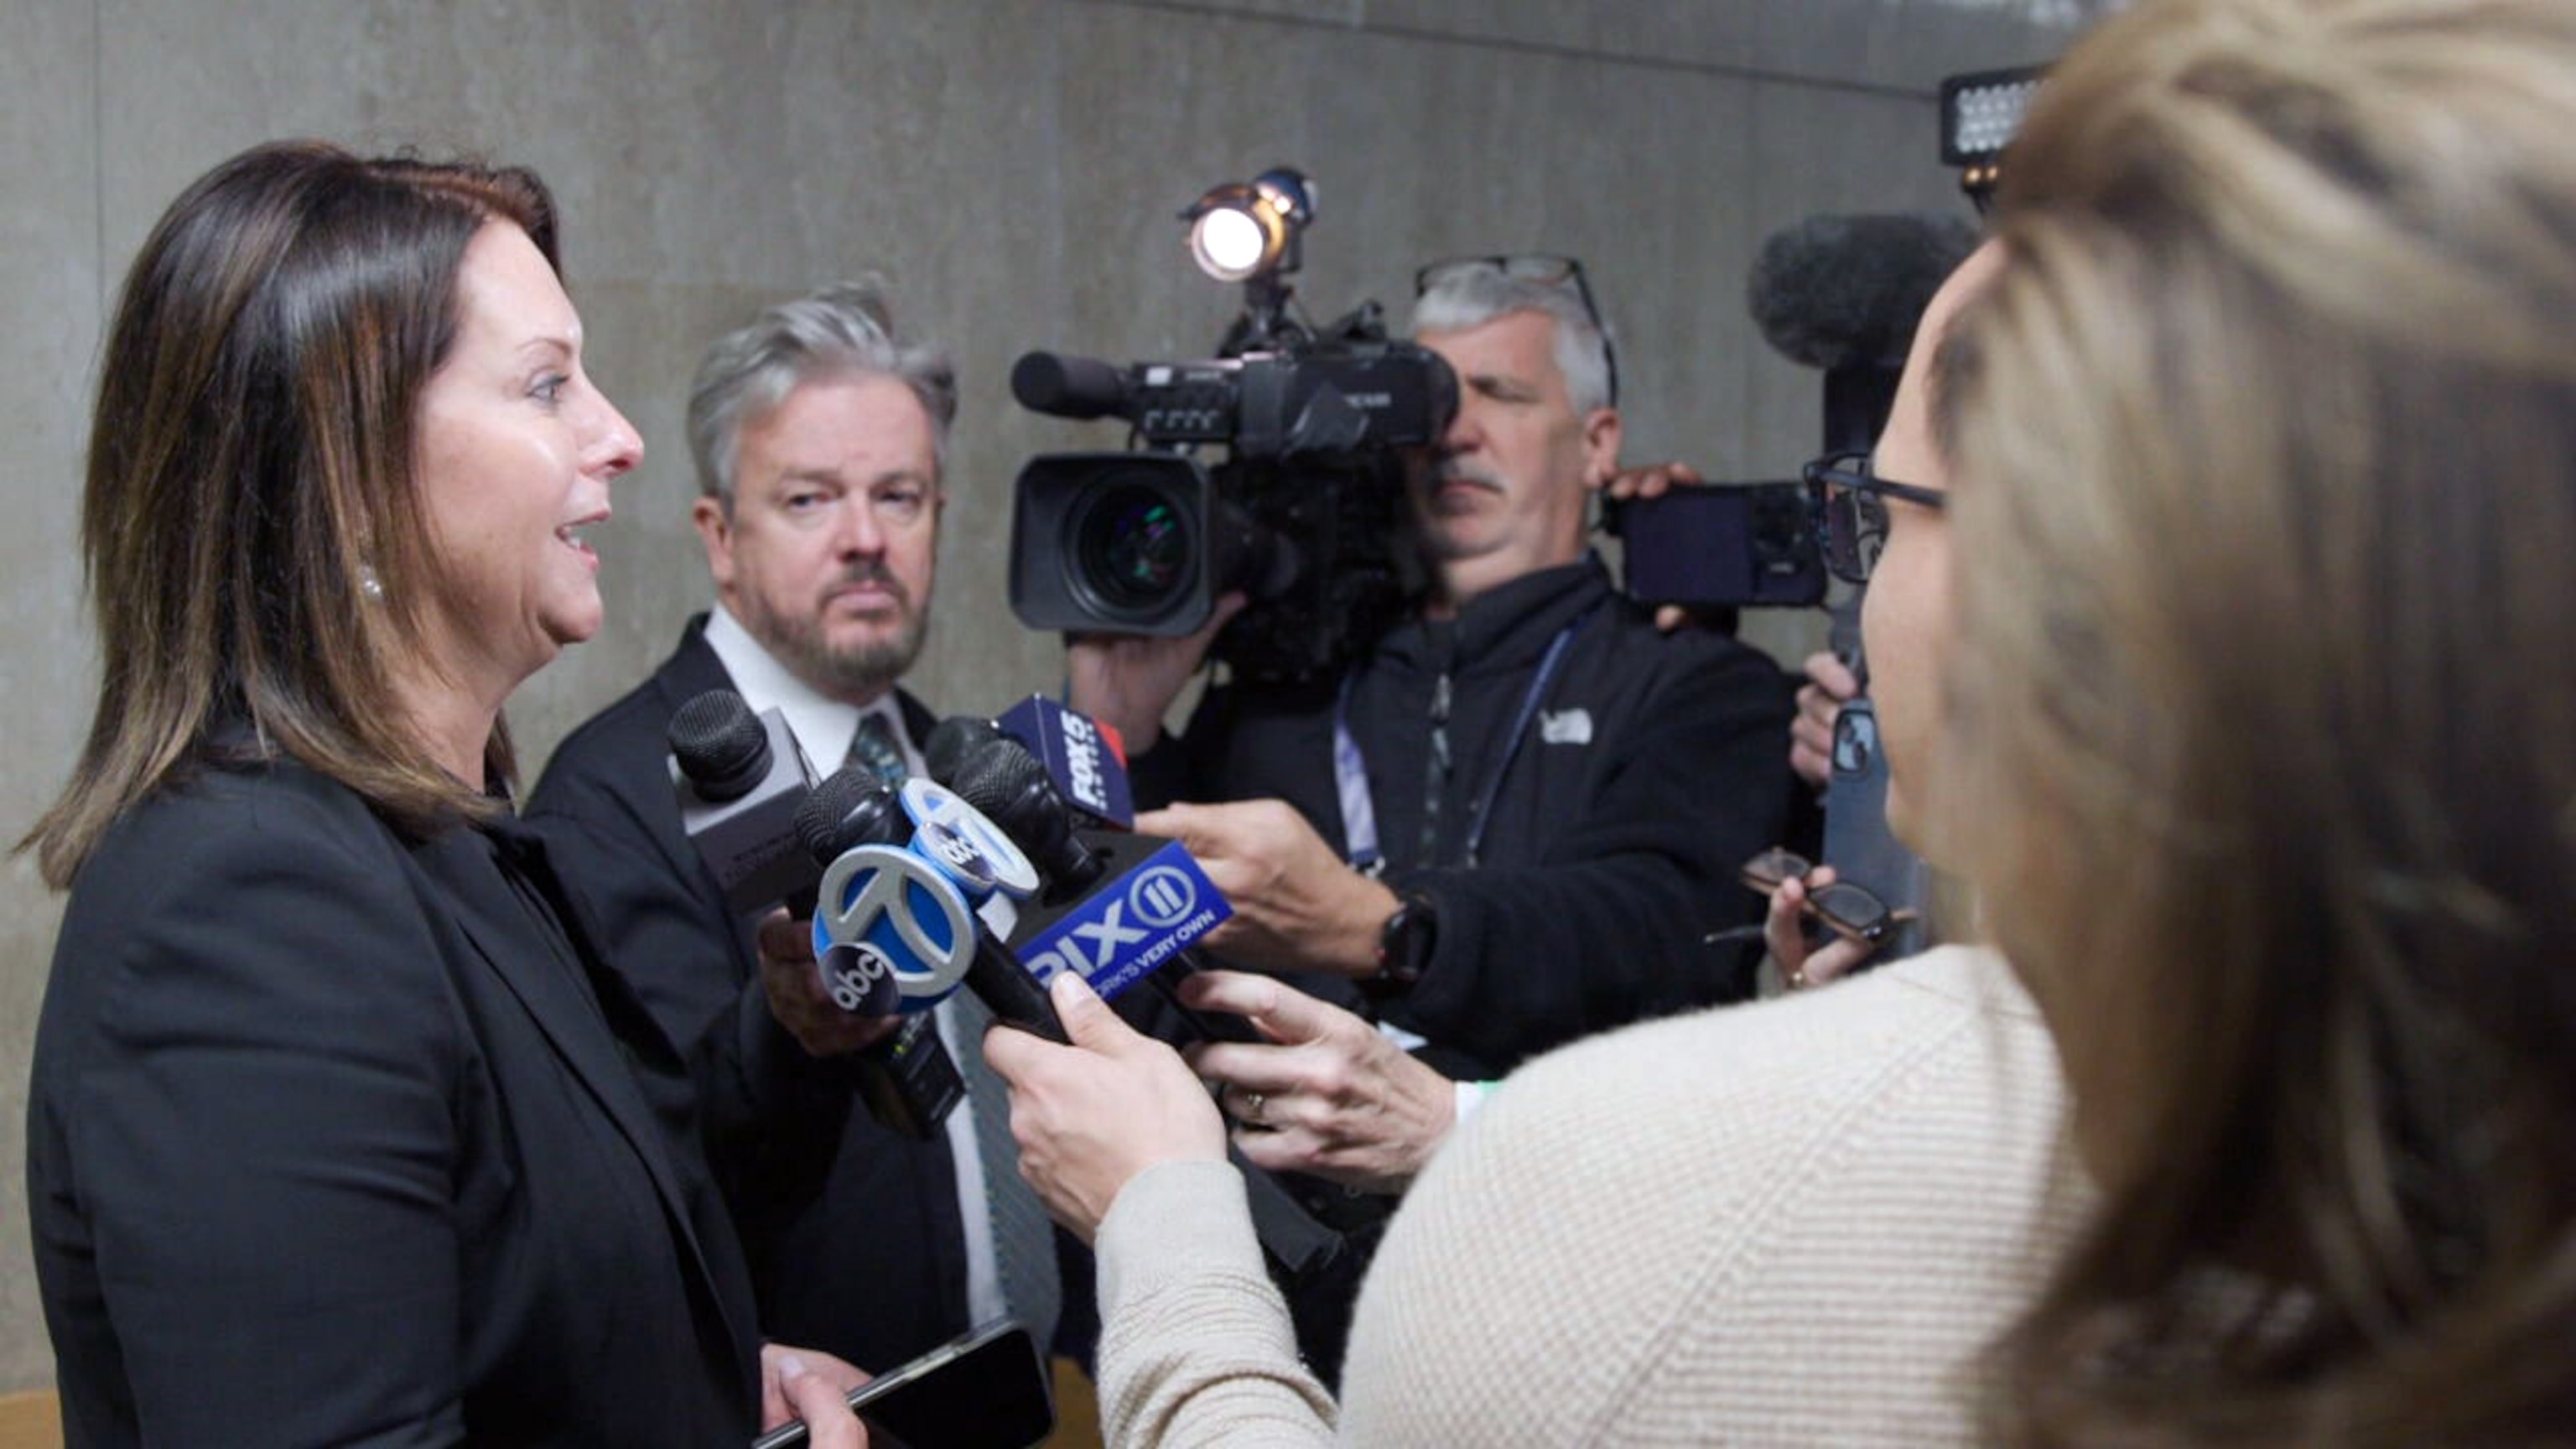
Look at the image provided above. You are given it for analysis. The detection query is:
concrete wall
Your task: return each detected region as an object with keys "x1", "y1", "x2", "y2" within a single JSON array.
[{"x1": 0, "y1": 0, "x2": 2107, "y2": 1390}]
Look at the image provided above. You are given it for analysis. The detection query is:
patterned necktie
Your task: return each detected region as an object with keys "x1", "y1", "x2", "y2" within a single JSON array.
[
  {"x1": 949, "y1": 989, "x2": 1064, "y2": 1353},
  {"x1": 847, "y1": 710, "x2": 910, "y2": 788}
]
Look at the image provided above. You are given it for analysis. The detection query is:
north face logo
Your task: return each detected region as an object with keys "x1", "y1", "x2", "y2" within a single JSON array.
[{"x1": 1540, "y1": 709, "x2": 1592, "y2": 745}]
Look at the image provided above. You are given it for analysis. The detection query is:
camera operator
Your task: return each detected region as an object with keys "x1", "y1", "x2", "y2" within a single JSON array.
[{"x1": 1070, "y1": 257, "x2": 1798, "y2": 1089}]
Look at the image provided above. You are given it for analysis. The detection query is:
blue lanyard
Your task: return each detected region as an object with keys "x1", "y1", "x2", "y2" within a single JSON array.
[{"x1": 1334, "y1": 608, "x2": 1595, "y2": 873}]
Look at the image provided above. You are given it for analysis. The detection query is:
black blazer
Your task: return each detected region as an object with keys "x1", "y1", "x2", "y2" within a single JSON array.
[
  {"x1": 27, "y1": 753, "x2": 783, "y2": 1446},
  {"x1": 524, "y1": 616, "x2": 976, "y2": 1371}
]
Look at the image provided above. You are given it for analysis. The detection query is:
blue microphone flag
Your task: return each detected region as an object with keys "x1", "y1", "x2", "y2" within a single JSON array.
[
  {"x1": 1013, "y1": 839, "x2": 1229, "y2": 1001},
  {"x1": 998, "y1": 695, "x2": 1135, "y2": 828}
]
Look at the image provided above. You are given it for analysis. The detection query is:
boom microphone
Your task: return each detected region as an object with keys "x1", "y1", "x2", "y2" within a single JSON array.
[{"x1": 1745, "y1": 212, "x2": 1981, "y2": 373}]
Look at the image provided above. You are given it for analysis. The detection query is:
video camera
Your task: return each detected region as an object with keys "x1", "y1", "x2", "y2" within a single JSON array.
[
  {"x1": 1006, "y1": 169, "x2": 1458, "y2": 684},
  {"x1": 1607, "y1": 201, "x2": 1994, "y2": 615}
]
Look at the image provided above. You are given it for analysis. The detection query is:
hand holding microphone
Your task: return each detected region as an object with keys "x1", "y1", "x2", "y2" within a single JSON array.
[
  {"x1": 1133, "y1": 798, "x2": 1400, "y2": 980},
  {"x1": 929, "y1": 712, "x2": 1254, "y2": 1034},
  {"x1": 979, "y1": 970, "x2": 1228, "y2": 1244},
  {"x1": 927, "y1": 714, "x2": 1347, "y2": 1272},
  {"x1": 750, "y1": 909, "x2": 902, "y2": 1058},
  {"x1": 664, "y1": 690, "x2": 963, "y2": 1124},
  {"x1": 1791, "y1": 652, "x2": 1862, "y2": 791}
]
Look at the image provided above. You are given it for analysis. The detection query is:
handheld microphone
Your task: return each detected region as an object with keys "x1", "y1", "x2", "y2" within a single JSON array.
[
  {"x1": 937, "y1": 732, "x2": 1233, "y2": 1005},
  {"x1": 938, "y1": 728, "x2": 1264, "y2": 1053},
  {"x1": 784, "y1": 767, "x2": 963, "y2": 1140},
  {"x1": 668, "y1": 689, "x2": 822, "y2": 916},
  {"x1": 792, "y1": 767, "x2": 926, "y2": 1017},
  {"x1": 900, "y1": 776, "x2": 1065, "y2": 1042},
  {"x1": 995, "y1": 694, "x2": 1134, "y2": 829},
  {"x1": 943, "y1": 735, "x2": 1104, "y2": 906},
  {"x1": 922, "y1": 714, "x2": 1007, "y2": 792},
  {"x1": 799, "y1": 770, "x2": 1068, "y2": 1044}
]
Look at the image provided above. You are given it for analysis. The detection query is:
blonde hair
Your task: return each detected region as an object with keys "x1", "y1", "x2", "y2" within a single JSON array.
[{"x1": 1944, "y1": 0, "x2": 2576, "y2": 1441}]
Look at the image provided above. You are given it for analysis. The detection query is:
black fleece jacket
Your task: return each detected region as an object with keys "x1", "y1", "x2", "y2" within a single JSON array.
[{"x1": 1131, "y1": 555, "x2": 1795, "y2": 1080}]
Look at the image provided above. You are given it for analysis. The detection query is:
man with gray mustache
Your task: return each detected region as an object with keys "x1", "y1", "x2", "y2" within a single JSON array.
[
  {"x1": 528, "y1": 281, "x2": 1072, "y2": 1384},
  {"x1": 1068, "y1": 258, "x2": 1795, "y2": 1364}
]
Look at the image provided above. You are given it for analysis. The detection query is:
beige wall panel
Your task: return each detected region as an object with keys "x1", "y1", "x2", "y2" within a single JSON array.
[
  {"x1": 1754, "y1": 0, "x2": 2077, "y2": 90},
  {"x1": 0, "y1": 0, "x2": 100, "y2": 1397}
]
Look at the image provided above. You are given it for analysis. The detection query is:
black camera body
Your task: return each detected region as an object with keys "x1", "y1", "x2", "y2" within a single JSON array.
[
  {"x1": 1009, "y1": 315, "x2": 1458, "y2": 683},
  {"x1": 1607, "y1": 482, "x2": 1829, "y2": 610},
  {"x1": 1015, "y1": 340, "x2": 1452, "y2": 454}
]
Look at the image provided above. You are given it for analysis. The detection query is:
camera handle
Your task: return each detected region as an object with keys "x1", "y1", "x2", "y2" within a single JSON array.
[
  {"x1": 1817, "y1": 583, "x2": 1929, "y2": 962},
  {"x1": 1827, "y1": 587, "x2": 1870, "y2": 693}
]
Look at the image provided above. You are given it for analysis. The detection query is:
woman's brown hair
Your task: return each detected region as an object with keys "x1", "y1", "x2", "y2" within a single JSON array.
[
  {"x1": 1945, "y1": 0, "x2": 2576, "y2": 1441},
  {"x1": 23, "y1": 141, "x2": 559, "y2": 887}
]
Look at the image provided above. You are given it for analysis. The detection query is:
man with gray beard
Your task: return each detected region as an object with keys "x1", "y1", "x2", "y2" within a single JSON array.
[
  {"x1": 529, "y1": 282, "x2": 1073, "y2": 1380},
  {"x1": 1069, "y1": 262, "x2": 1794, "y2": 1375}
]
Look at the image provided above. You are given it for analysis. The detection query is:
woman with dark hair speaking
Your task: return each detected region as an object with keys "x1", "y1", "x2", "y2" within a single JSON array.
[{"x1": 23, "y1": 143, "x2": 873, "y2": 1446}]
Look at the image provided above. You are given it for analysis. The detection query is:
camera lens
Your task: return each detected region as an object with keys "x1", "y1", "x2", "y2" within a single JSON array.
[{"x1": 1068, "y1": 478, "x2": 1194, "y2": 621}]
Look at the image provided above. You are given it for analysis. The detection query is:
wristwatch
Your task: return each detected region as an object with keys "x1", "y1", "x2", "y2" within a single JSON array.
[{"x1": 1364, "y1": 892, "x2": 1439, "y2": 1000}]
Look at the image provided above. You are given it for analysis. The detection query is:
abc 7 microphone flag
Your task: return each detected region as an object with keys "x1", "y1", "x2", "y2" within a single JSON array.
[
  {"x1": 810, "y1": 777, "x2": 1038, "y2": 1013},
  {"x1": 811, "y1": 777, "x2": 1230, "y2": 1013}
]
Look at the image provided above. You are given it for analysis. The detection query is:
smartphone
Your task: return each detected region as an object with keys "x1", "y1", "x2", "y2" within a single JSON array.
[
  {"x1": 750, "y1": 1322, "x2": 1056, "y2": 1449},
  {"x1": 1612, "y1": 482, "x2": 1828, "y2": 609}
]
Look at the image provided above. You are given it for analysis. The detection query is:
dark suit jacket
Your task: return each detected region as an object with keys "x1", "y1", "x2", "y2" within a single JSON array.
[
  {"x1": 525, "y1": 615, "x2": 976, "y2": 1372},
  {"x1": 27, "y1": 754, "x2": 784, "y2": 1446}
]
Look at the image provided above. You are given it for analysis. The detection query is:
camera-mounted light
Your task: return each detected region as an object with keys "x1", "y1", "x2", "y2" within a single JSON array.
[
  {"x1": 1182, "y1": 168, "x2": 1315, "y2": 285},
  {"x1": 1940, "y1": 65, "x2": 2046, "y2": 210}
]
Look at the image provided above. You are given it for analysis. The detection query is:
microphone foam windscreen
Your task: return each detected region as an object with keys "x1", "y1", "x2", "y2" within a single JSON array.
[
  {"x1": 669, "y1": 690, "x2": 769, "y2": 788},
  {"x1": 795, "y1": 766, "x2": 898, "y2": 861},
  {"x1": 1746, "y1": 212, "x2": 1981, "y2": 371},
  {"x1": 922, "y1": 715, "x2": 1005, "y2": 787},
  {"x1": 946, "y1": 737, "x2": 1053, "y2": 823}
]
